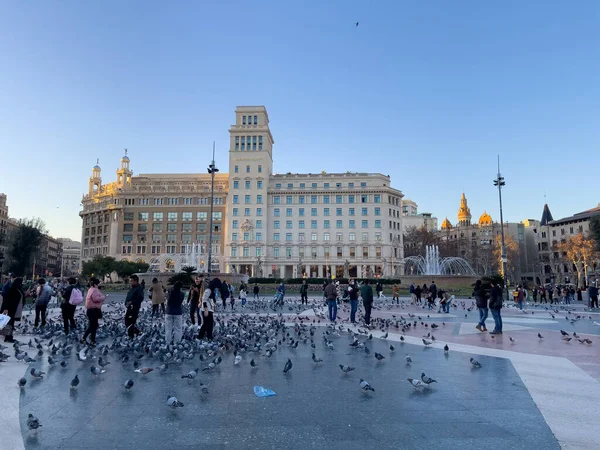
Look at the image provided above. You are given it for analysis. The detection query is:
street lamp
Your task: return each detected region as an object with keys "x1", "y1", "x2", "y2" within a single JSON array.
[
  {"x1": 493, "y1": 156, "x2": 509, "y2": 301},
  {"x1": 207, "y1": 142, "x2": 219, "y2": 275}
]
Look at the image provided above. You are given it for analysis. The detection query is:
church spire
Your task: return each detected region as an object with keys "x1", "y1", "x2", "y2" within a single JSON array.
[{"x1": 540, "y1": 204, "x2": 554, "y2": 226}]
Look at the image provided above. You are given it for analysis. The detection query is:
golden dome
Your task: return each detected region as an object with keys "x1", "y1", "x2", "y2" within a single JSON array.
[
  {"x1": 441, "y1": 217, "x2": 453, "y2": 229},
  {"x1": 457, "y1": 192, "x2": 472, "y2": 225},
  {"x1": 478, "y1": 210, "x2": 492, "y2": 226}
]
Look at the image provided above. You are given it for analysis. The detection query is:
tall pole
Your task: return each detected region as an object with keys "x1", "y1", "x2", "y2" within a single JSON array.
[
  {"x1": 494, "y1": 156, "x2": 509, "y2": 300},
  {"x1": 207, "y1": 142, "x2": 218, "y2": 275}
]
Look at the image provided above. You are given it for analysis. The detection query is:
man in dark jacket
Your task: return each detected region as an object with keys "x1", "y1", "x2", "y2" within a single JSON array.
[
  {"x1": 299, "y1": 280, "x2": 309, "y2": 305},
  {"x1": 187, "y1": 275, "x2": 204, "y2": 325},
  {"x1": 489, "y1": 282, "x2": 503, "y2": 334},
  {"x1": 473, "y1": 280, "x2": 488, "y2": 332},
  {"x1": 1, "y1": 277, "x2": 24, "y2": 343},
  {"x1": 324, "y1": 279, "x2": 337, "y2": 322},
  {"x1": 348, "y1": 279, "x2": 360, "y2": 324},
  {"x1": 61, "y1": 277, "x2": 78, "y2": 335},
  {"x1": 125, "y1": 274, "x2": 144, "y2": 338},
  {"x1": 253, "y1": 284, "x2": 260, "y2": 299},
  {"x1": 429, "y1": 281, "x2": 438, "y2": 302},
  {"x1": 360, "y1": 279, "x2": 374, "y2": 326}
]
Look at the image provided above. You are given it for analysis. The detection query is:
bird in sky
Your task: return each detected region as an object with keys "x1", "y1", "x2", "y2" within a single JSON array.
[{"x1": 355, "y1": 22, "x2": 359, "y2": 27}]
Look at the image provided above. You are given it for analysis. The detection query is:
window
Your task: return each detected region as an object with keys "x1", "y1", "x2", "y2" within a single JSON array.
[
  {"x1": 349, "y1": 220, "x2": 356, "y2": 228},
  {"x1": 233, "y1": 195, "x2": 239, "y2": 204},
  {"x1": 324, "y1": 220, "x2": 330, "y2": 229},
  {"x1": 274, "y1": 208, "x2": 280, "y2": 217},
  {"x1": 231, "y1": 247, "x2": 237, "y2": 257},
  {"x1": 244, "y1": 208, "x2": 250, "y2": 216},
  {"x1": 336, "y1": 183, "x2": 342, "y2": 188},
  {"x1": 324, "y1": 195, "x2": 330, "y2": 204},
  {"x1": 311, "y1": 208, "x2": 317, "y2": 216},
  {"x1": 374, "y1": 195, "x2": 381, "y2": 203},
  {"x1": 181, "y1": 234, "x2": 192, "y2": 243},
  {"x1": 299, "y1": 232, "x2": 305, "y2": 241},
  {"x1": 183, "y1": 197, "x2": 194, "y2": 205},
  {"x1": 256, "y1": 220, "x2": 262, "y2": 229},
  {"x1": 244, "y1": 180, "x2": 250, "y2": 189},
  {"x1": 348, "y1": 183, "x2": 354, "y2": 188},
  {"x1": 258, "y1": 136, "x2": 263, "y2": 150},
  {"x1": 349, "y1": 208, "x2": 355, "y2": 216},
  {"x1": 167, "y1": 223, "x2": 178, "y2": 232},
  {"x1": 324, "y1": 247, "x2": 330, "y2": 258},
  {"x1": 286, "y1": 196, "x2": 293, "y2": 204},
  {"x1": 311, "y1": 233, "x2": 317, "y2": 241},
  {"x1": 350, "y1": 246, "x2": 356, "y2": 257},
  {"x1": 274, "y1": 247, "x2": 280, "y2": 257},
  {"x1": 362, "y1": 220, "x2": 369, "y2": 228},
  {"x1": 123, "y1": 224, "x2": 133, "y2": 232},
  {"x1": 154, "y1": 198, "x2": 164, "y2": 206},
  {"x1": 152, "y1": 234, "x2": 162, "y2": 243},
  {"x1": 374, "y1": 207, "x2": 381, "y2": 216},
  {"x1": 198, "y1": 197, "x2": 209, "y2": 205},
  {"x1": 274, "y1": 233, "x2": 280, "y2": 241},
  {"x1": 299, "y1": 208, "x2": 304, "y2": 216},
  {"x1": 361, "y1": 182, "x2": 367, "y2": 187},
  {"x1": 152, "y1": 223, "x2": 163, "y2": 232},
  {"x1": 242, "y1": 115, "x2": 247, "y2": 125},
  {"x1": 167, "y1": 212, "x2": 178, "y2": 221},
  {"x1": 123, "y1": 234, "x2": 133, "y2": 243},
  {"x1": 138, "y1": 212, "x2": 148, "y2": 221},
  {"x1": 257, "y1": 181, "x2": 263, "y2": 189},
  {"x1": 257, "y1": 208, "x2": 263, "y2": 216},
  {"x1": 151, "y1": 212, "x2": 162, "y2": 222},
  {"x1": 274, "y1": 196, "x2": 280, "y2": 204},
  {"x1": 286, "y1": 220, "x2": 293, "y2": 229},
  {"x1": 232, "y1": 233, "x2": 238, "y2": 242},
  {"x1": 252, "y1": 136, "x2": 257, "y2": 150},
  {"x1": 232, "y1": 220, "x2": 238, "y2": 229},
  {"x1": 376, "y1": 247, "x2": 382, "y2": 258},
  {"x1": 137, "y1": 224, "x2": 148, "y2": 232},
  {"x1": 275, "y1": 183, "x2": 282, "y2": 189},
  {"x1": 324, "y1": 232, "x2": 330, "y2": 241},
  {"x1": 258, "y1": 165, "x2": 262, "y2": 173},
  {"x1": 349, "y1": 232, "x2": 355, "y2": 241},
  {"x1": 336, "y1": 220, "x2": 343, "y2": 229},
  {"x1": 362, "y1": 232, "x2": 368, "y2": 241},
  {"x1": 336, "y1": 195, "x2": 342, "y2": 204},
  {"x1": 246, "y1": 165, "x2": 250, "y2": 173},
  {"x1": 233, "y1": 208, "x2": 239, "y2": 217},
  {"x1": 124, "y1": 212, "x2": 134, "y2": 221},
  {"x1": 286, "y1": 208, "x2": 292, "y2": 217},
  {"x1": 308, "y1": 195, "x2": 316, "y2": 204},
  {"x1": 235, "y1": 137, "x2": 240, "y2": 151},
  {"x1": 336, "y1": 233, "x2": 343, "y2": 242},
  {"x1": 286, "y1": 233, "x2": 292, "y2": 242},
  {"x1": 274, "y1": 221, "x2": 280, "y2": 229},
  {"x1": 197, "y1": 212, "x2": 207, "y2": 221},
  {"x1": 324, "y1": 183, "x2": 330, "y2": 188},
  {"x1": 243, "y1": 247, "x2": 249, "y2": 257},
  {"x1": 256, "y1": 232, "x2": 262, "y2": 241},
  {"x1": 167, "y1": 197, "x2": 179, "y2": 205},
  {"x1": 311, "y1": 220, "x2": 317, "y2": 229},
  {"x1": 182, "y1": 212, "x2": 192, "y2": 221},
  {"x1": 375, "y1": 233, "x2": 382, "y2": 242},
  {"x1": 243, "y1": 232, "x2": 249, "y2": 241},
  {"x1": 337, "y1": 247, "x2": 343, "y2": 258},
  {"x1": 233, "y1": 181, "x2": 239, "y2": 189},
  {"x1": 362, "y1": 208, "x2": 368, "y2": 216},
  {"x1": 300, "y1": 183, "x2": 305, "y2": 188},
  {"x1": 139, "y1": 198, "x2": 149, "y2": 206},
  {"x1": 234, "y1": 165, "x2": 239, "y2": 173},
  {"x1": 299, "y1": 220, "x2": 305, "y2": 229},
  {"x1": 244, "y1": 195, "x2": 250, "y2": 204},
  {"x1": 256, "y1": 246, "x2": 261, "y2": 257},
  {"x1": 361, "y1": 195, "x2": 368, "y2": 203},
  {"x1": 375, "y1": 220, "x2": 381, "y2": 228},
  {"x1": 212, "y1": 212, "x2": 222, "y2": 221},
  {"x1": 336, "y1": 208, "x2": 343, "y2": 216},
  {"x1": 253, "y1": 115, "x2": 258, "y2": 125},
  {"x1": 324, "y1": 208, "x2": 330, "y2": 216},
  {"x1": 363, "y1": 246, "x2": 369, "y2": 258}
]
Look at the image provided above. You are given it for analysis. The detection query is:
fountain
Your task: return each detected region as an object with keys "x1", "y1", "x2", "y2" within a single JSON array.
[{"x1": 404, "y1": 245, "x2": 476, "y2": 276}]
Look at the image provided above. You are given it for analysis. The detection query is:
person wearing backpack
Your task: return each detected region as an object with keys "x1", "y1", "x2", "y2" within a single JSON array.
[{"x1": 61, "y1": 277, "x2": 81, "y2": 335}]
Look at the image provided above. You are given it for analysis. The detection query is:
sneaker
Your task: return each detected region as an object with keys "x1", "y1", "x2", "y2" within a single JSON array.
[
  {"x1": 482, "y1": 327, "x2": 488, "y2": 332},
  {"x1": 489, "y1": 330, "x2": 502, "y2": 335},
  {"x1": 475, "y1": 324, "x2": 482, "y2": 332}
]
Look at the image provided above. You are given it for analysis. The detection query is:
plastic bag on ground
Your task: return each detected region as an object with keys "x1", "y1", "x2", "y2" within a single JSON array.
[{"x1": 254, "y1": 386, "x2": 276, "y2": 397}]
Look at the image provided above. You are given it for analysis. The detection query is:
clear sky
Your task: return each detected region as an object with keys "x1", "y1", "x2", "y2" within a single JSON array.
[{"x1": 1, "y1": 1, "x2": 598, "y2": 241}]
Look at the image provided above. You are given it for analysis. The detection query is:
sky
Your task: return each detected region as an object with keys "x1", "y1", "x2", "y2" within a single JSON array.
[{"x1": 1, "y1": 1, "x2": 599, "y2": 241}]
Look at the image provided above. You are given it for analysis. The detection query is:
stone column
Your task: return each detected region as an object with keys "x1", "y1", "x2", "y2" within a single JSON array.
[{"x1": 318, "y1": 265, "x2": 323, "y2": 278}]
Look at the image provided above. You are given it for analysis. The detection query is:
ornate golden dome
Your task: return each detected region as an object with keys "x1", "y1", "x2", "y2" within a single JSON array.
[
  {"x1": 457, "y1": 193, "x2": 472, "y2": 225},
  {"x1": 441, "y1": 217, "x2": 453, "y2": 229},
  {"x1": 478, "y1": 210, "x2": 492, "y2": 226}
]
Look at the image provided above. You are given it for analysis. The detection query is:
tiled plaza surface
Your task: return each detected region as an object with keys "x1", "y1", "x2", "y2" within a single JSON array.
[{"x1": 2, "y1": 294, "x2": 599, "y2": 449}]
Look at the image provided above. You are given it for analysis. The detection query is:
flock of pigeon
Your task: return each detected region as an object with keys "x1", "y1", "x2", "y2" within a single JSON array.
[{"x1": 1, "y1": 295, "x2": 595, "y2": 435}]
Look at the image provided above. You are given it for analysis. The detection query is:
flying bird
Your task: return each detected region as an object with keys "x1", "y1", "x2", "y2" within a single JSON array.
[{"x1": 355, "y1": 22, "x2": 359, "y2": 27}]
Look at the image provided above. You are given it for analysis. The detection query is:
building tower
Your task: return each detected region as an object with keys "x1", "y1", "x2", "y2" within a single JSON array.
[
  {"x1": 226, "y1": 106, "x2": 274, "y2": 275},
  {"x1": 116, "y1": 149, "x2": 133, "y2": 190},
  {"x1": 88, "y1": 159, "x2": 102, "y2": 195},
  {"x1": 457, "y1": 193, "x2": 472, "y2": 226}
]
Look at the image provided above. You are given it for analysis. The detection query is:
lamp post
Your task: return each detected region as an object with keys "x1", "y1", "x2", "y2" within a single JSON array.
[
  {"x1": 493, "y1": 156, "x2": 509, "y2": 301},
  {"x1": 207, "y1": 142, "x2": 219, "y2": 275}
]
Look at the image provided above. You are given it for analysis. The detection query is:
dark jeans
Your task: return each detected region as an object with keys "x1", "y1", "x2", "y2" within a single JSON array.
[
  {"x1": 34, "y1": 304, "x2": 47, "y2": 327},
  {"x1": 254, "y1": 292, "x2": 259, "y2": 299},
  {"x1": 83, "y1": 308, "x2": 101, "y2": 343},
  {"x1": 152, "y1": 303, "x2": 165, "y2": 316},
  {"x1": 478, "y1": 307, "x2": 489, "y2": 328},
  {"x1": 392, "y1": 296, "x2": 399, "y2": 304},
  {"x1": 327, "y1": 300, "x2": 337, "y2": 322},
  {"x1": 125, "y1": 310, "x2": 140, "y2": 339},
  {"x1": 62, "y1": 303, "x2": 76, "y2": 334},
  {"x1": 190, "y1": 302, "x2": 200, "y2": 325},
  {"x1": 490, "y1": 308, "x2": 502, "y2": 332},
  {"x1": 198, "y1": 311, "x2": 214, "y2": 340},
  {"x1": 350, "y1": 299, "x2": 358, "y2": 323},
  {"x1": 591, "y1": 295, "x2": 599, "y2": 309},
  {"x1": 301, "y1": 293, "x2": 308, "y2": 304},
  {"x1": 364, "y1": 302, "x2": 372, "y2": 325}
]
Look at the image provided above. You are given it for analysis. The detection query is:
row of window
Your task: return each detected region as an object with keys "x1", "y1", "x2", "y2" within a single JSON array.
[
  {"x1": 232, "y1": 231, "x2": 381, "y2": 243},
  {"x1": 123, "y1": 233, "x2": 221, "y2": 244},
  {"x1": 234, "y1": 135, "x2": 263, "y2": 151},
  {"x1": 233, "y1": 180, "x2": 264, "y2": 190},
  {"x1": 234, "y1": 164, "x2": 262, "y2": 174},
  {"x1": 272, "y1": 219, "x2": 381, "y2": 229},
  {"x1": 273, "y1": 194, "x2": 381, "y2": 205},
  {"x1": 230, "y1": 245, "x2": 383, "y2": 259},
  {"x1": 274, "y1": 182, "x2": 368, "y2": 189},
  {"x1": 271, "y1": 207, "x2": 378, "y2": 218},
  {"x1": 84, "y1": 236, "x2": 108, "y2": 246},
  {"x1": 84, "y1": 225, "x2": 109, "y2": 236},
  {"x1": 84, "y1": 214, "x2": 110, "y2": 226},
  {"x1": 241, "y1": 115, "x2": 258, "y2": 125},
  {"x1": 123, "y1": 222, "x2": 215, "y2": 233},
  {"x1": 123, "y1": 212, "x2": 222, "y2": 222},
  {"x1": 115, "y1": 197, "x2": 224, "y2": 207},
  {"x1": 232, "y1": 194, "x2": 262, "y2": 204}
]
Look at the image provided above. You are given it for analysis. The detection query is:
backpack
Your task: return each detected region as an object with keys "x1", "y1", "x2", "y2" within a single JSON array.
[{"x1": 69, "y1": 287, "x2": 84, "y2": 306}]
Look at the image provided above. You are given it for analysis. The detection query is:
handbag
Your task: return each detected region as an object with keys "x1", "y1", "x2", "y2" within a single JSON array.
[
  {"x1": 0, "y1": 313, "x2": 11, "y2": 330},
  {"x1": 0, "y1": 324, "x2": 12, "y2": 336}
]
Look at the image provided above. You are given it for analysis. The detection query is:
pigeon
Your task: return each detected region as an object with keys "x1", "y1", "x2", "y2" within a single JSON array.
[
  {"x1": 250, "y1": 359, "x2": 258, "y2": 368},
  {"x1": 405, "y1": 354, "x2": 412, "y2": 365},
  {"x1": 538, "y1": 333, "x2": 543, "y2": 339},
  {"x1": 380, "y1": 332, "x2": 388, "y2": 339},
  {"x1": 374, "y1": 352, "x2": 385, "y2": 361},
  {"x1": 70, "y1": 375, "x2": 80, "y2": 389},
  {"x1": 389, "y1": 344, "x2": 395, "y2": 352},
  {"x1": 30, "y1": 368, "x2": 45, "y2": 379},
  {"x1": 422, "y1": 339, "x2": 433, "y2": 346},
  {"x1": 355, "y1": 22, "x2": 359, "y2": 27},
  {"x1": 199, "y1": 383, "x2": 209, "y2": 395},
  {"x1": 123, "y1": 379, "x2": 134, "y2": 391},
  {"x1": 181, "y1": 369, "x2": 199, "y2": 380},
  {"x1": 90, "y1": 366, "x2": 105, "y2": 376},
  {"x1": 400, "y1": 335, "x2": 405, "y2": 342},
  {"x1": 234, "y1": 355, "x2": 242, "y2": 365},
  {"x1": 444, "y1": 344, "x2": 449, "y2": 353},
  {"x1": 312, "y1": 353, "x2": 323, "y2": 363},
  {"x1": 563, "y1": 337, "x2": 572, "y2": 342},
  {"x1": 509, "y1": 337, "x2": 517, "y2": 344},
  {"x1": 77, "y1": 348, "x2": 87, "y2": 361},
  {"x1": 203, "y1": 362, "x2": 216, "y2": 371},
  {"x1": 167, "y1": 395, "x2": 184, "y2": 408},
  {"x1": 359, "y1": 379, "x2": 375, "y2": 392},
  {"x1": 339, "y1": 364, "x2": 355, "y2": 373},
  {"x1": 18, "y1": 377, "x2": 27, "y2": 388},
  {"x1": 98, "y1": 357, "x2": 111, "y2": 368},
  {"x1": 27, "y1": 413, "x2": 42, "y2": 430},
  {"x1": 364, "y1": 346, "x2": 371, "y2": 355},
  {"x1": 60, "y1": 360, "x2": 68, "y2": 368},
  {"x1": 407, "y1": 378, "x2": 425, "y2": 389},
  {"x1": 470, "y1": 357, "x2": 482, "y2": 368},
  {"x1": 134, "y1": 367, "x2": 154, "y2": 375},
  {"x1": 560, "y1": 330, "x2": 569, "y2": 336},
  {"x1": 283, "y1": 358, "x2": 293, "y2": 374},
  {"x1": 421, "y1": 372, "x2": 437, "y2": 386}
]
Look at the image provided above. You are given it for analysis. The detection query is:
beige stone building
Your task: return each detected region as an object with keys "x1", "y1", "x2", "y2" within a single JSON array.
[
  {"x1": 401, "y1": 198, "x2": 438, "y2": 232},
  {"x1": 57, "y1": 238, "x2": 82, "y2": 276}
]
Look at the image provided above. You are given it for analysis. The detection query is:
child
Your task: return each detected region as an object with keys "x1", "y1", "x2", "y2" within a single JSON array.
[{"x1": 240, "y1": 288, "x2": 247, "y2": 307}]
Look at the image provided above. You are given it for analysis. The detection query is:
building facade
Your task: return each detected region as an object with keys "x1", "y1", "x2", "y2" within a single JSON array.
[
  {"x1": 401, "y1": 198, "x2": 438, "y2": 232},
  {"x1": 81, "y1": 106, "x2": 406, "y2": 278},
  {"x1": 57, "y1": 238, "x2": 82, "y2": 276}
]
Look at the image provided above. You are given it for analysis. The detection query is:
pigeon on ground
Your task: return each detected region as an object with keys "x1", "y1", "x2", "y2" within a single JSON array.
[
  {"x1": 380, "y1": 332, "x2": 388, "y2": 339},
  {"x1": 422, "y1": 339, "x2": 433, "y2": 346},
  {"x1": 421, "y1": 372, "x2": 437, "y2": 386},
  {"x1": 538, "y1": 333, "x2": 543, "y2": 339},
  {"x1": 470, "y1": 357, "x2": 482, "y2": 368},
  {"x1": 389, "y1": 344, "x2": 395, "y2": 352},
  {"x1": 509, "y1": 337, "x2": 517, "y2": 344},
  {"x1": 70, "y1": 375, "x2": 80, "y2": 389},
  {"x1": 27, "y1": 413, "x2": 42, "y2": 430},
  {"x1": 444, "y1": 344, "x2": 449, "y2": 353},
  {"x1": 90, "y1": 366, "x2": 105, "y2": 376},
  {"x1": 560, "y1": 330, "x2": 569, "y2": 336},
  {"x1": 364, "y1": 346, "x2": 371, "y2": 355},
  {"x1": 156, "y1": 363, "x2": 169, "y2": 372},
  {"x1": 374, "y1": 352, "x2": 385, "y2": 361},
  {"x1": 181, "y1": 369, "x2": 199, "y2": 379},
  {"x1": 199, "y1": 383, "x2": 209, "y2": 395},
  {"x1": 134, "y1": 367, "x2": 153, "y2": 375},
  {"x1": 203, "y1": 362, "x2": 216, "y2": 371},
  {"x1": 359, "y1": 379, "x2": 375, "y2": 392},
  {"x1": 98, "y1": 357, "x2": 111, "y2": 368},
  {"x1": 312, "y1": 353, "x2": 323, "y2": 363},
  {"x1": 123, "y1": 379, "x2": 134, "y2": 391},
  {"x1": 283, "y1": 358, "x2": 293, "y2": 373},
  {"x1": 234, "y1": 355, "x2": 242, "y2": 365},
  {"x1": 250, "y1": 359, "x2": 258, "y2": 368},
  {"x1": 18, "y1": 377, "x2": 27, "y2": 388},
  {"x1": 60, "y1": 360, "x2": 68, "y2": 368},
  {"x1": 339, "y1": 364, "x2": 355, "y2": 373},
  {"x1": 407, "y1": 378, "x2": 425, "y2": 389},
  {"x1": 30, "y1": 368, "x2": 45, "y2": 379},
  {"x1": 400, "y1": 335, "x2": 405, "y2": 342},
  {"x1": 167, "y1": 395, "x2": 184, "y2": 408},
  {"x1": 405, "y1": 354, "x2": 412, "y2": 365}
]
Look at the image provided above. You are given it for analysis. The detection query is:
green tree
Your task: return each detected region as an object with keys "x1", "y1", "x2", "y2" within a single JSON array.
[
  {"x1": 589, "y1": 216, "x2": 600, "y2": 251},
  {"x1": 81, "y1": 255, "x2": 117, "y2": 281},
  {"x1": 7, "y1": 218, "x2": 47, "y2": 276},
  {"x1": 181, "y1": 265, "x2": 197, "y2": 275},
  {"x1": 115, "y1": 260, "x2": 149, "y2": 281}
]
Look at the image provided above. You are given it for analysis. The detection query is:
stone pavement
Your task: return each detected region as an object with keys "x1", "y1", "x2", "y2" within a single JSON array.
[{"x1": 1, "y1": 295, "x2": 599, "y2": 449}]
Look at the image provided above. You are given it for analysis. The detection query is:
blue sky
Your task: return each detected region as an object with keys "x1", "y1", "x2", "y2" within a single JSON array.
[{"x1": 1, "y1": 1, "x2": 598, "y2": 241}]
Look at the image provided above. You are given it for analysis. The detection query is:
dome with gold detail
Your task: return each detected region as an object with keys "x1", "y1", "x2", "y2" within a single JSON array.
[
  {"x1": 478, "y1": 210, "x2": 492, "y2": 226},
  {"x1": 441, "y1": 217, "x2": 453, "y2": 229},
  {"x1": 457, "y1": 193, "x2": 472, "y2": 225}
]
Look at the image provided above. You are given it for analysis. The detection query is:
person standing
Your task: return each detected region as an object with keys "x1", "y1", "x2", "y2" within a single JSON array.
[
  {"x1": 82, "y1": 278, "x2": 106, "y2": 346},
  {"x1": 517, "y1": 285, "x2": 525, "y2": 310},
  {"x1": 375, "y1": 280, "x2": 383, "y2": 299},
  {"x1": 125, "y1": 274, "x2": 144, "y2": 339},
  {"x1": 61, "y1": 277, "x2": 80, "y2": 335},
  {"x1": 34, "y1": 278, "x2": 54, "y2": 328},
  {"x1": 473, "y1": 280, "x2": 488, "y2": 332},
  {"x1": 198, "y1": 278, "x2": 221, "y2": 341},
  {"x1": 532, "y1": 286, "x2": 538, "y2": 303},
  {"x1": 149, "y1": 278, "x2": 166, "y2": 317},
  {"x1": 299, "y1": 279, "x2": 309, "y2": 305},
  {"x1": 187, "y1": 275, "x2": 204, "y2": 325},
  {"x1": 360, "y1": 279, "x2": 374, "y2": 326},
  {"x1": 409, "y1": 283, "x2": 416, "y2": 303},
  {"x1": 540, "y1": 286, "x2": 547, "y2": 303},
  {"x1": 489, "y1": 281, "x2": 503, "y2": 334},
  {"x1": 324, "y1": 279, "x2": 337, "y2": 322},
  {"x1": 1, "y1": 277, "x2": 24, "y2": 343},
  {"x1": 588, "y1": 284, "x2": 598, "y2": 309},
  {"x1": 414, "y1": 284, "x2": 422, "y2": 305},
  {"x1": 165, "y1": 281, "x2": 184, "y2": 344},
  {"x1": 253, "y1": 283, "x2": 260, "y2": 299},
  {"x1": 276, "y1": 282, "x2": 286, "y2": 307},
  {"x1": 221, "y1": 281, "x2": 230, "y2": 310},
  {"x1": 429, "y1": 280, "x2": 438, "y2": 304},
  {"x1": 348, "y1": 278, "x2": 359, "y2": 324},
  {"x1": 392, "y1": 283, "x2": 400, "y2": 305}
]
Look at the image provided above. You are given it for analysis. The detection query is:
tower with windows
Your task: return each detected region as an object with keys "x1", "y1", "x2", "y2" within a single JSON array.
[
  {"x1": 116, "y1": 149, "x2": 133, "y2": 190},
  {"x1": 88, "y1": 159, "x2": 102, "y2": 195},
  {"x1": 227, "y1": 106, "x2": 274, "y2": 275}
]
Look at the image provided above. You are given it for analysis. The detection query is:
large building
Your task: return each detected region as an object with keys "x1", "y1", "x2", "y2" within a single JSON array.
[
  {"x1": 57, "y1": 238, "x2": 82, "y2": 276},
  {"x1": 81, "y1": 106, "x2": 405, "y2": 278},
  {"x1": 401, "y1": 198, "x2": 438, "y2": 232}
]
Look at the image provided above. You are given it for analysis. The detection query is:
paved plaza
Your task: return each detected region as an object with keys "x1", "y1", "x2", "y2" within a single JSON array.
[{"x1": 1, "y1": 294, "x2": 599, "y2": 450}]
